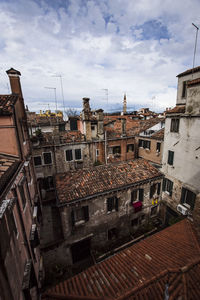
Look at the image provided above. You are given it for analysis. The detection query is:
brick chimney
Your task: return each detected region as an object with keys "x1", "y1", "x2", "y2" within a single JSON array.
[
  {"x1": 123, "y1": 93, "x2": 127, "y2": 114},
  {"x1": 6, "y1": 68, "x2": 23, "y2": 98},
  {"x1": 96, "y1": 109, "x2": 104, "y2": 140},
  {"x1": 121, "y1": 117, "x2": 126, "y2": 136},
  {"x1": 82, "y1": 97, "x2": 92, "y2": 140}
]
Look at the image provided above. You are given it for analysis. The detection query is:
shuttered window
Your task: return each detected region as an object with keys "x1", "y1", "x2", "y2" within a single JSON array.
[{"x1": 168, "y1": 151, "x2": 174, "y2": 165}]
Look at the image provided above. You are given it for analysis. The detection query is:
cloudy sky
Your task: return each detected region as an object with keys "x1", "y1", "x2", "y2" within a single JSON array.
[{"x1": 0, "y1": 0, "x2": 200, "y2": 113}]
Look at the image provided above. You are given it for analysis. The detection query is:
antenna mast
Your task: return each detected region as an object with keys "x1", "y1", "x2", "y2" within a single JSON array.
[{"x1": 192, "y1": 23, "x2": 199, "y2": 76}]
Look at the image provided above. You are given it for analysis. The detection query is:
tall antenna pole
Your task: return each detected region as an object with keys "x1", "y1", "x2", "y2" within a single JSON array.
[
  {"x1": 192, "y1": 23, "x2": 199, "y2": 75},
  {"x1": 45, "y1": 87, "x2": 57, "y2": 111},
  {"x1": 52, "y1": 75, "x2": 66, "y2": 113},
  {"x1": 102, "y1": 89, "x2": 108, "y2": 112}
]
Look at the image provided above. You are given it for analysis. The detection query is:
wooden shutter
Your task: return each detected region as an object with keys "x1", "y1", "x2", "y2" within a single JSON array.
[{"x1": 139, "y1": 189, "x2": 144, "y2": 202}]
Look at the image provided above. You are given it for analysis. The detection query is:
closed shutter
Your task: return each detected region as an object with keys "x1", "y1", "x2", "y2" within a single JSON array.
[{"x1": 66, "y1": 150, "x2": 73, "y2": 161}]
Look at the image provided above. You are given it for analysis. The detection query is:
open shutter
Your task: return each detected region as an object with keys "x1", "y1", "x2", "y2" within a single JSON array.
[
  {"x1": 83, "y1": 206, "x2": 89, "y2": 222},
  {"x1": 139, "y1": 189, "x2": 144, "y2": 202},
  {"x1": 71, "y1": 210, "x2": 75, "y2": 226},
  {"x1": 115, "y1": 197, "x2": 118, "y2": 211},
  {"x1": 162, "y1": 178, "x2": 166, "y2": 191}
]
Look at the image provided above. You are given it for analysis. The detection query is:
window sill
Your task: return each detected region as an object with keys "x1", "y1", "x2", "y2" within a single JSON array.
[{"x1": 74, "y1": 220, "x2": 85, "y2": 227}]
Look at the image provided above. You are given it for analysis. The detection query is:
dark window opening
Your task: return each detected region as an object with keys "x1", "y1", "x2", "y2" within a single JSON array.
[
  {"x1": 127, "y1": 144, "x2": 134, "y2": 152},
  {"x1": 70, "y1": 119, "x2": 78, "y2": 131},
  {"x1": 108, "y1": 228, "x2": 118, "y2": 240},
  {"x1": 163, "y1": 178, "x2": 173, "y2": 196},
  {"x1": 168, "y1": 150, "x2": 174, "y2": 165},
  {"x1": 170, "y1": 119, "x2": 179, "y2": 133},
  {"x1": 71, "y1": 206, "x2": 89, "y2": 226},
  {"x1": 91, "y1": 125, "x2": 95, "y2": 131},
  {"x1": 182, "y1": 81, "x2": 187, "y2": 98},
  {"x1": 180, "y1": 187, "x2": 196, "y2": 210},
  {"x1": 75, "y1": 149, "x2": 81, "y2": 160},
  {"x1": 131, "y1": 218, "x2": 138, "y2": 227},
  {"x1": 59, "y1": 124, "x2": 65, "y2": 132},
  {"x1": 150, "y1": 184, "x2": 157, "y2": 198},
  {"x1": 139, "y1": 189, "x2": 144, "y2": 202},
  {"x1": 66, "y1": 150, "x2": 73, "y2": 161},
  {"x1": 156, "y1": 142, "x2": 161, "y2": 152},
  {"x1": 42, "y1": 176, "x2": 54, "y2": 190},
  {"x1": 113, "y1": 146, "x2": 121, "y2": 154},
  {"x1": 139, "y1": 139, "x2": 151, "y2": 149},
  {"x1": 71, "y1": 238, "x2": 91, "y2": 264},
  {"x1": 131, "y1": 190, "x2": 138, "y2": 203},
  {"x1": 33, "y1": 156, "x2": 42, "y2": 166},
  {"x1": 43, "y1": 152, "x2": 52, "y2": 165},
  {"x1": 107, "y1": 197, "x2": 118, "y2": 212}
]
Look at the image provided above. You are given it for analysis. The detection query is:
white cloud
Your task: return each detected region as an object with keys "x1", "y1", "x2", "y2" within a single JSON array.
[{"x1": 0, "y1": 0, "x2": 200, "y2": 113}]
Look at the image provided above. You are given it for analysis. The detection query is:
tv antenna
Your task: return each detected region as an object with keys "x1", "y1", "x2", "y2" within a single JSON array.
[
  {"x1": 44, "y1": 87, "x2": 57, "y2": 111},
  {"x1": 52, "y1": 74, "x2": 66, "y2": 113},
  {"x1": 192, "y1": 23, "x2": 199, "y2": 76}
]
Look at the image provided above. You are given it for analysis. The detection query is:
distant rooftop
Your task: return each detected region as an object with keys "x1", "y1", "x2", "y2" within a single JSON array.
[
  {"x1": 166, "y1": 106, "x2": 186, "y2": 115},
  {"x1": 43, "y1": 219, "x2": 200, "y2": 300},
  {"x1": 56, "y1": 158, "x2": 162, "y2": 204}
]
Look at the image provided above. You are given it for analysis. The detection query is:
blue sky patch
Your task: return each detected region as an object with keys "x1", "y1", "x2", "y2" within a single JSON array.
[{"x1": 135, "y1": 20, "x2": 170, "y2": 41}]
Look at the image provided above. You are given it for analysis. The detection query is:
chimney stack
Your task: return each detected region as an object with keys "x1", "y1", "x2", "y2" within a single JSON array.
[
  {"x1": 82, "y1": 97, "x2": 92, "y2": 140},
  {"x1": 123, "y1": 93, "x2": 127, "y2": 114},
  {"x1": 6, "y1": 68, "x2": 23, "y2": 99}
]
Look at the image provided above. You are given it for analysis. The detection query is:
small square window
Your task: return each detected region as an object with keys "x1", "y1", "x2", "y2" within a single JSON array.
[
  {"x1": 170, "y1": 119, "x2": 179, "y2": 133},
  {"x1": 33, "y1": 156, "x2": 42, "y2": 166},
  {"x1": 127, "y1": 144, "x2": 134, "y2": 152}
]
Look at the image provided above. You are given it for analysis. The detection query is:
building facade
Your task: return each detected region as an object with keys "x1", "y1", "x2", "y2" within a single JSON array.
[
  {"x1": 0, "y1": 68, "x2": 43, "y2": 300},
  {"x1": 161, "y1": 66, "x2": 200, "y2": 227}
]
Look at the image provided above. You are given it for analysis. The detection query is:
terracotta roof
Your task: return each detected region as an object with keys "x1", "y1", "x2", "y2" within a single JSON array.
[
  {"x1": 56, "y1": 159, "x2": 162, "y2": 204},
  {"x1": 0, "y1": 154, "x2": 20, "y2": 196},
  {"x1": 177, "y1": 66, "x2": 200, "y2": 77},
  {"x1": 166, "y1": 106, "x2": 185, "y2": 115},
  {"x1": 187, "y1": 78, "x2": 200, "y2": 87},
  {"x1": 151, "y1": 128, "x2": 165, "y2": 140},
  {"x1": 0, "y1": 94, "x2": 18, "y2": 116},
  {"x1": 43, "y1": 219, "x2": 200, "y2": 300}
]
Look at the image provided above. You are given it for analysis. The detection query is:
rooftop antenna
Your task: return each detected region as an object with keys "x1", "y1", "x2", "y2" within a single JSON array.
[
  {"x1": 52, "y1": 74, "x2": 66, "y2": 113},
  {"x1": 192, "y1": 23, "x2": 199, "y2": 77},
  {"x1": 44, "y1": 87, "x2": 57, "y2": 112}
]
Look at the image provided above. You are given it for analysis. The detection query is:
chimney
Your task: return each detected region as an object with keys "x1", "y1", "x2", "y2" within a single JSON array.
[
  {"x1": 121, "y1": 118, "x2": 126, "y2": 136},
  {"x1": 96, "y1": 109, "x2": 104, "y2": 140},
  {"x1": 6, "y1": 68, "x2": 23, "y2": 98},
  {"x1": 82, "y1": 97, "x2": 92, "y2": 140}
]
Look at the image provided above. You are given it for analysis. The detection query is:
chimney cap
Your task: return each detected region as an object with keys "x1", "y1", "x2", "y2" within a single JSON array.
[
  {"x1": 83, "y1": 97, "x2": 90, "y2": 101},
  {"x1": 6, "y1": 68, "x2": 21, "y2": 76}
]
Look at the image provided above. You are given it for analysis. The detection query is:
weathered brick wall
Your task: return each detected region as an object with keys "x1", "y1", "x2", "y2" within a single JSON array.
[{"x1": 136, "y1": 137, "x2": 163, "y2": 165}]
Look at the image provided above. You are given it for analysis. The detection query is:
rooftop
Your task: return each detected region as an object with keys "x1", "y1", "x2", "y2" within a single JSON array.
[
  {"x1": 151, "y1": 128, "x2": 165, "y2": 140},
  {"x1": 43, "y1": 219, "x2": 200, "y2": 300},
  {"x1": 0, "y1": 154, "x2": 20, "y2": 196},
  {"x1": 56, "y1": 158, "x2": 162, "y2": 204},
  {"x1": 177, "y1": 65, "x2": 200, "y2": 77},
  {"x1": 165, "y1": 106, "x2": 186, "y2": 115},
  {"x1": 0, "y1": 94, "x2": 18, "y2": 116}
]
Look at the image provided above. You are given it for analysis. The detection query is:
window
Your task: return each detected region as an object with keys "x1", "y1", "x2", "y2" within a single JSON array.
[
  {"x1": 113, "y1": 146, "x2": 121, "y2": 154},
  {"x1": 42, "y1": 176, "x2": 54, "y2": 190},
  {"x1": 139, "y1": 139, "x2": 151, "y2": 149},
  {"x1": 170, "y1": 119, "x2": 179, "y2": 133},
  {"x1": 66, "y1": 150, "x2": 73, "y2": 161},
  {"x1": 107, "y1": 197, "x2": 118, "y2": 212},
  {"x1": 43, "y1": 152, "x2": 52, "y2": 165},
  {"x1": 131, "y1": 189, "x2": 144, "y2": 203},
  {"x1": 75, "y1": 149, "x2": 81, "y2": 160},
  {"x1": 19, "y1": 184, "x2": 26, "y2": 209},
  {"x1": 131, "y1": 190, "x2": 137, "y2": 203},
  {"x1": 151, "y1": 206, "x2": 157, "y2": 216},
  {"x1": 131, "y1": 218, "x2": 138, "y2": 227},
  {"x1": 156, "y1": 142, "x2": 161, "y2": 152},
  {"x1": 180, "y1": 187, "x2": 196, "y2": 210},
  {"x1": 150, "y1": 183, "x2": 161, "y2": 198},
  {"x1": 162, "y1": 178, "x2": 173, "y2": 196},
  {"x1": 108, "y1": 228, "x2": 118, "y2": 240},
  {"x1": 91, "y1": 125, "x2": 95, "y2": 131},
  {"x1": 168, "y1": 151, "x2": 174, "y2": 165},
  {"x1": 70, "y1": 118, "x2": 78, "y2": 131},
  {"x1": 71, "y1": 206, "x2": 89, "y2": 226},
  {"x1": 33, "y1": 156, "x2": 42, "y2": 166},
  {"x1": 182, "y1": 81, "x2": 187, "y2": 98},
  {"x1": 127, "y1": 144, "x2": 134, "y2": 152},
  {"x1": 59, "y1": 124, "x2": 65, "y2": 132},
  {"x1": 96, "y1": 149, "x2": 99, "y2": 157}
]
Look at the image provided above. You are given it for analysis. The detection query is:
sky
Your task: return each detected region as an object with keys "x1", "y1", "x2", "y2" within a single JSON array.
[{"x1": 0, "y1": 0, "x2": 200, "y2": 113}]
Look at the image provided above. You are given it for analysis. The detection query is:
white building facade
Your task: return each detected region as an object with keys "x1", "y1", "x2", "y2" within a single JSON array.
[{"x1": 162, "y1": 67, "x2": 200, "y2": 226}]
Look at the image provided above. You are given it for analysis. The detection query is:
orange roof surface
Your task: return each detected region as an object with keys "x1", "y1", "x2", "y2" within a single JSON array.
[
  {"x1": 166, "y1": 106, "x2": 185, "y2": 115},
  {"x1": 43, "y1": 219, "x2": 200, "y2": 300},
  {"x1": 56, "y1": 159, "x2": 162, "y2": 204},
  {"x1": 0, "y1": 94, "x2": 18, "y2": 116}
]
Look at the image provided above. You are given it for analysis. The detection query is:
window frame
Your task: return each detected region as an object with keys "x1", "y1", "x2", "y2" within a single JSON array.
[
  {"x1": 180, "y1": 187, "x2": 196, "y2": 210},
  {"x1": 162, "y1": 178, "x2": 173, "y2": 196},
  {"x1": 65, "y1": 149, "x2": 73, "y2": 161},
  {"x1": 107, "y1": 196, "x2": 118, "y2": 212},
  {"x1": 156, "y1": 142, "x2": 161, "y2": 153},
  {"x1": 43, "y1": 152, "x2": 52, "y2": 165},
  {"x1": 127, "y1": 144, "x2": 134, "y2": 153},
  {"x1": 170, "y1": 118, "x2": 180, "y2": 133},
  {"x1": 33, "y1": 156, "x2": 42, "y2": 167}
]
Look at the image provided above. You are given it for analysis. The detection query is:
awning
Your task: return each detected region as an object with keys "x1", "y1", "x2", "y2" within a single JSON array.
[{"x1": 132, "y1": 201, "x2": 143, "y2": 213}]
